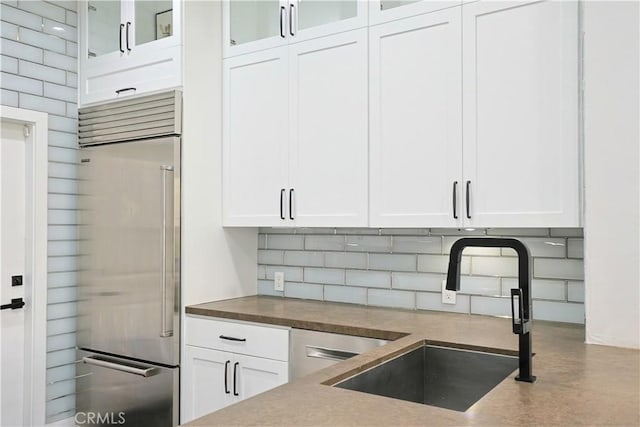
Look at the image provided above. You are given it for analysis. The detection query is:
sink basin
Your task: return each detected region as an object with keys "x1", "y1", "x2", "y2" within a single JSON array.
[{"x1": 334, "y1": 344, "x2": 519, "y2": 412}]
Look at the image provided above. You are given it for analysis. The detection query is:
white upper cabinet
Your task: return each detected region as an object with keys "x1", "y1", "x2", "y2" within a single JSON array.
[
  {"x1": 371, "y1": 1, "x2": 580, "y2": 228},
  {"x1": 79, "y1": 0, "x2": 181, "y2": 106},
  {"x1": 369, "y1": 0, "x2": 461, "y2": 25},
  {"x1": 223, "y1": 0, "x2": 286, "y2": 57},
  {"x1": 462, "y1": 1, "x2": 580, "y2": 227},
  {"x1": 222, "y1": 48, "x2": 289, "y2": 227},
  {"x1": 222, "y1": 0, "x2": 367, "y2": 58},
  {"x1": 223, "y1": 30, "x2": 368, "y2": 227},
  {"x1": 222, "y1": 0, "x2": 582, "y2": 228},
  {"x1": 289, "y1": 30, "x2": 368, "y2": 227},
  {"x1": 369, "y1": 8, "x2": 462, "y2": 227}
]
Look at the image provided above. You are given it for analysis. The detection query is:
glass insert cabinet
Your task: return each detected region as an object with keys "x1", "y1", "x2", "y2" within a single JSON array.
[
  {"x1": 222, "y1": 0, "x2": 367, "y2": 57},
  {"x1": 79, "y1": 0, "x2": 182, "y2": 105},
  {"x1": 86, "y1": 0, "x2": 177, "y2": 58}
]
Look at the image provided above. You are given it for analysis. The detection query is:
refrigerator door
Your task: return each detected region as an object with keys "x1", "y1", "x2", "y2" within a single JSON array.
[
  {"x1": 76, "y1": 350, "x2": 179, "y2": 426},
  {"x1": 77, "y1": 137, "x2": 180, "y2": 365}
]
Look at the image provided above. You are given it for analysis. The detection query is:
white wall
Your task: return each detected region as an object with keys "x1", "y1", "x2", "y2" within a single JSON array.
[
  {"x1": 181, "y1": 0, "x2": 257, "y2": 306},
  {"x1": 584, "y1": 1, "x2": 640, "y2": 349}
]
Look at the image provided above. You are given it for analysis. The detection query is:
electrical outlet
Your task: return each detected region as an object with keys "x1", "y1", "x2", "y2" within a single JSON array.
[
  {"x1": 274, "y1": 272, "x2": 285, "y2": 291},
  {"x1": 442, "y1": 279, "x2": 456, "y2": 305}
]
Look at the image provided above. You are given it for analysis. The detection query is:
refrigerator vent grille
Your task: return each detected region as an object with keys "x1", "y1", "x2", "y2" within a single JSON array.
[{"x1": 78, "y1": 90, "x2": 182, "y2": 146}]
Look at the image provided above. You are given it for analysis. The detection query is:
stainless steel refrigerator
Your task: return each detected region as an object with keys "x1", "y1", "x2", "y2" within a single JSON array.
[{"x1": 76, "y1": 91, "x2": 181, "y2": 426}]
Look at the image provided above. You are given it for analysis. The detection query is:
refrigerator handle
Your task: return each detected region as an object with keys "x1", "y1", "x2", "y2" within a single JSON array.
[
  {"x1": 161, "y1": 165, "x2": 175, "y2": 338},
  {"x1": 82, "y1": 356, "x2": 159, "y2": 378}
]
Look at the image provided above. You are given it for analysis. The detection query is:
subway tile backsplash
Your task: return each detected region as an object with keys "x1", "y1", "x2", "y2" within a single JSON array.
[{"x1": 258, "y1": 228, "x2": 585, "y2": 324}]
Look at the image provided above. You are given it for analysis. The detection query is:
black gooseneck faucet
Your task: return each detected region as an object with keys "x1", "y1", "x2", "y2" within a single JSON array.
[{"x1": 446, "y1": 237, "x2": 536, "y2": 383}]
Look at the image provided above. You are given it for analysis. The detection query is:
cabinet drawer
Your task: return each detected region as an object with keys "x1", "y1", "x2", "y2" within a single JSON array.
[{"x1": 185, "y1": 316, "x2": 290, "y2": 361}]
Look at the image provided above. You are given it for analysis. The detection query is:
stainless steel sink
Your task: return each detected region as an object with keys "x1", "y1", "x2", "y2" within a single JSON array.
[{"x1": 334, "y1": 344, "x2": 519, "y2": 412}]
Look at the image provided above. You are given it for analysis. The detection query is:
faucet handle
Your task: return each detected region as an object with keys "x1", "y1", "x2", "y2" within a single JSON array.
[{"x1": 510, "y1": 289, "x2": 530, "y2": 335}]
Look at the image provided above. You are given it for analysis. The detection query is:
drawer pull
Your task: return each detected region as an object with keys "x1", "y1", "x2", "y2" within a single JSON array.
[
  {"x1": 306, "y1": 345, "x2": 359, "y2": 362},
  {"x1": 82, "y1": 356, "x2": 158, "y2": 377},
  {"x1": 115, "y1": 87, "x2": 136, "y2": 95},
  {"x1": 219, "y1": 335, "x2": 247, "y2": 342}
]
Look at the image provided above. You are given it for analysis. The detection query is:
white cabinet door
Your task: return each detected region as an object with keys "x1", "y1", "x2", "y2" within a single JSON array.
[
  {"x1": 369, "y1": 0, "x2": 460, "y2": 26},
  {"x1": 235, "y1": 354, "x2": 289, "y2": 400},
  {"x1": 462, "y1": 1, "x2": 580, "y2": 227},
  {"x1": 288, "y1": 29, "x2": 368, "y2": 227},
  {"x1": 182, "y1": 346, "x2": 234, "y2": 423},
  {"x1": 369, "y1": 9, "x2": 462, "y2": 227},
  {"x1": 223, "y1": 47, "x2": 290, "y2": 226}
]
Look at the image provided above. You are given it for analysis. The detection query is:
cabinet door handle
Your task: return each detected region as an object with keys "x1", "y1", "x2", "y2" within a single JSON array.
[
  {"x1": 279, "y1": 6, "x2": 286, "y2": 38},
  {"x1": 466, "y1": 180, "x2": 471, "y2": 219},
  {"x1": 125, "y1": 21, "x2": 131, "y2": 51},
  {"x1": 119, "y1": 23, "x2": 125, "y2": 53},
  {"x1": 224, "y1": 360, "x2": 230, "y2": 394},
  {"x1": 452, "y1": 181, "x2": 458, "y2": 219},
  {"x1": 289, "y1": 3, "x2": 295, "y2": 36},
  {"x1": 233, "y1": 362, "x2": 239, "y2": 396},
  {"x1": 289, "y1": 188, "x2": 294, "y2": 220},
  {"x1": 280, "y1": 189, "x2": 285, "y2": 220}
]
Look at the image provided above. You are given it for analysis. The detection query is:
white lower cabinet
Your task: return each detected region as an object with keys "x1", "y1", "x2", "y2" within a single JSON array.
[
  {"x1": 181, "y1": 317, "x2": 290, "y2": 424},
  {"x1": 182, "y1": 346, "x2": 288, "y2": 421}
]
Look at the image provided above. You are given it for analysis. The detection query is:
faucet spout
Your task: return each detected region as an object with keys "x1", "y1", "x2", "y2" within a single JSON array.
[{"x1": 446, "y1": 237, "x2": 536, "y2": 383}]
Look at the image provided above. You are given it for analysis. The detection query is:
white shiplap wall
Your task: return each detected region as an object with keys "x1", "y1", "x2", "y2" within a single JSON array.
[{"x1": 1, "y1": 0, "x2": 78, "y2": 422}]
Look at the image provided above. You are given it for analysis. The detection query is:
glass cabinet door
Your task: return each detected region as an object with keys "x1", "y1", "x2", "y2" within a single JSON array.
[
  {"x1": 379, "y1": 0, "x2": 421, "y2": 11},
  {"x1": 229, "y1": 0, "x2": 282, "y2": 47},
  {"x1": 370, "y1": 0, "x2": 461, "y2": 25},
  {"x1": 133, "y1": 0, "x2": 174, "y2": 47},
  {"x1": 87, "y1": 1, "x2": 122, "y2": 58},
  {"x1": 296, "y1": 0, "x2": 358, "y2": 31}
]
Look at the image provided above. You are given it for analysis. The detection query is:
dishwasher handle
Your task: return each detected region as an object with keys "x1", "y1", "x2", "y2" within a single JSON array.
[
  {"x1": 82, "y1": 356, "x2": 159, "y2": 378},
  {"x1": 306, "y1": 345, "x2": 359, "y2": 362}
]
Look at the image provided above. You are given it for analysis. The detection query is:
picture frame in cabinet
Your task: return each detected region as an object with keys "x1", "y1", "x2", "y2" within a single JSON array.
[{"x1": 156, "y1": 9, "x2": 173, "y2": 40}]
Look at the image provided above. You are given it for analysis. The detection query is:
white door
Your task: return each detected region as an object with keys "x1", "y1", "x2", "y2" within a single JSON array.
[
  {"x1": 235, "y1": 353, "x2": 288, "y2": 400},
  {"x1": 462, "y1": 1, "x2": 580, "y2": 227},
  {"x1": 288, "y1": 29, "x2": 369, "y2": 227},
  {"x1": 0, "y1": 120, "x2": 27, "y2": 427},
  {"x1": 222, "y1": 47, "x2": 289, "y2": 226},
  {"x1": 181, "y1": 346, "x2": 234, "y2": 423},
  {"x1": 369, "y1": 8, "x2": 462, "y2": 227}
]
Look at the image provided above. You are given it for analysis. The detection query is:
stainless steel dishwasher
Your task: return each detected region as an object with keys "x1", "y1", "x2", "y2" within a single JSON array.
[{"x1": 290, "y1": 329, "x2": 389, "y2": 379}]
